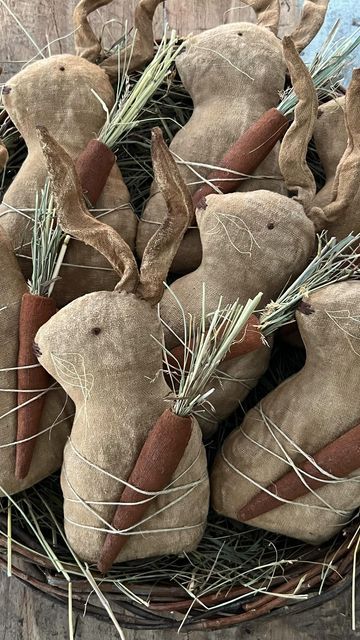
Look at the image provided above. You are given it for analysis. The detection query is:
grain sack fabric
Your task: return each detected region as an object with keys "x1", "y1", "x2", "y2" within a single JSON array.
[
  {"x1": 211, "y1": 281, "x2": 360, "y2": 545},
  {"x1": 313, "y1": 96, "x2": 347, "y2": 210},
  {"x1": 0, "y1": 55, "x2": 137, "y2": 307},
  {"x1": 160, "y1": 191, "x2": 316, "y2": 436},
  {"x1": 0, "y1": 227, "x2": 71, "y2": 495},
  {"x1": 136, "y1": 22, "x2": 287, "y2": 274},
  {"x1": 36, "y1": 292, "x2": 209, "y2": 563}
]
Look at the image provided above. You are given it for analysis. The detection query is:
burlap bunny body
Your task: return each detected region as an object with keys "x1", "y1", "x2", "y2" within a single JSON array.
[
  {"x1": 0, "y1": 0, "x2": 163, "y2": 307},
  {"x1": 211, "y1": 281, "x2": 360, "y2": 544},
  {"x1": 313, "y1": 96, "x2": 347, "y2": 210},
  {"x1": 160, "y1": 39, "x2": 319, "y2": 436},
  {"x1": 0, "y1": 227, "x2": 71, "y2": 495},
  {"x1": 137, "y1": 0, "x2": 329, "y2": 274},
  {"x1": 35, "y1": 127, "x2": 209, "y2": 565}
]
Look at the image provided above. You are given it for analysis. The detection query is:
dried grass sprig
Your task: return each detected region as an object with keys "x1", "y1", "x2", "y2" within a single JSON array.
[
  {"x1": 259, "y1": 232, "x2": 360, "y2": 336},
  {"x1": 28, "y1": 179, "x2": 64, "y2": 297},
  {"x1": 279, "y1": 22, "x2": 360, "y2": 117},
  {"x1": 160, "y1": 287, "x2": 262, "y2": 417},
  {"x1": 96, "y1": 29, "x2": 185, "y2": 151}
]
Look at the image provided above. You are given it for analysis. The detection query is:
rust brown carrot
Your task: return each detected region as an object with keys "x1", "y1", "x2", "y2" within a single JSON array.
[
  {"x1": 168, "y1": 314, "x2": 263, "y2": 374},
  {"x1": 192, "y1": 108, "x2": 289, "y2": 211},
  {"x1": 75, "y1": 139, "x2": 115, "y2": 206},
  {"x1": 237, "y1": 421, "x2": 360, "y2": 522},
  {"x1": 98, "y1": 409, "x2": 192, "y2": 573},
  {"x1": 16, "y1": 292, "x2": 57, "y2": 480}
]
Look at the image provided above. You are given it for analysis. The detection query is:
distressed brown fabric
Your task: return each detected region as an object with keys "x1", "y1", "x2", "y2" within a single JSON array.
[
  {"x1": 211, "y1": 281, "x2": 360, "y2": 544},
  {"x1": 137, "y1": 22, "x2": 287, "y2": 274},
  {"x1": 36, "y1": 292, "x2": 209, "y2": 563},
  {"x1": 160, "y1": 191, "x2": 315, "y2": 435},
  {"x1": 0, "y1": 54, "x2": 137, "y2": 307},
  {"x1": 312, "y1": 97, "x2": 347, "y2": 210},
  {"x1": 0, "y1": 227, "x2": 72, "y2": 495}
]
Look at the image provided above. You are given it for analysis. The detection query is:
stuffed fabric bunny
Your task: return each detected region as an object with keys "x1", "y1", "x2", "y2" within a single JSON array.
[
  {"x1": 211, "y1": 281, "x2": 360, "y2": 544},
  {"x1": 34, "y1": 126, "x2": 209, "y2": 565},
  {"x1": 137, "y1": 0, "x2": 328, "y2": 274},
  {"x1": 0, "y1": 0, "x2": 163, "y2": 306}
]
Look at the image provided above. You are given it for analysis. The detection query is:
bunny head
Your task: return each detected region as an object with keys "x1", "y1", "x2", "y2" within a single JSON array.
[
  {"x1": 176, "y1": 21, "x2": 284, "y2": 100},
  {"x1": 34, "y1": 124, "x2": 193, "y2": 400},
  {"x1": 2, "y1": 55, "x2": 113, "y2": 151},
  {"x1": 36, "y1": 290, "x2": 165, "y2": 406},
  {"x1": 1, "y1": 0, "x2": 163, "y2": 153},
  {"x1": 176, "y1": 0, "x2": 328, "y2": 96}
]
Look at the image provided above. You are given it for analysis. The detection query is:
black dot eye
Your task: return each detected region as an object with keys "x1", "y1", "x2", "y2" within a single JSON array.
[
  {"x1": 237, "y1": 32, "x2": 243, "y2": 36},
  {"x1": 91, "y1": 327, "x2": 101, "y2": 336},
  {"x1": 267, "y1": 222, "x2": 275, "y2": 230},
  {"x1": 59, "y1": 66, "x2": 65, "y2": 71}
]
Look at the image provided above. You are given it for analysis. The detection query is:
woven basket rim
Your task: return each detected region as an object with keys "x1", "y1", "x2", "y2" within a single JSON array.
[{"x1": 1, "y1": 515, "x2": 358, "y2": 631}]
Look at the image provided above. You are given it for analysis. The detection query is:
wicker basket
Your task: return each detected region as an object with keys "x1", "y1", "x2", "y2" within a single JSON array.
[{"x1": 0, "y1": 510, "x2": 358, "y2": 632}]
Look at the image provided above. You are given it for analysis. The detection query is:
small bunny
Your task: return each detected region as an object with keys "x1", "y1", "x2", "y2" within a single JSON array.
[
  {"x1": 35, "y1": 126, "x2": 209, "y2": 566},
  {"x1": 136, "y1": 0, "x2": 329, "y2": 274},
  {"x1": 160, "y1": 38, "x2": 319, "y2": 436},
  {"x1": 0, "y1": 0, "x2": 162, "y2": 307},
  {"x1": 0, "y1": 226, "x2": 72, "y2": 495},
  {"x1": 211, "y1": 281, "x2": 360, "y2": 544}
]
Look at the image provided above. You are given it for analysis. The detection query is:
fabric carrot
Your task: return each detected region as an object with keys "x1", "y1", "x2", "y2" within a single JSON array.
[
  {"x1": 98, "y1": 409, "x2": 193, "y2": 573},
  {"x1": 15, "y1": 181, "x2": 63, "y2": 480},
  {"x1": 75, "y1": 139, "x2": 115, "y2": 206},
  {"x1": 237, "y1": 421, "x2": 360, "y2": 522},
  {"x1": 192, "y1": 109, "x2": 288, "y2": 210},
  {"x1": 16, "y1": 293, "x2": 56, "y2": 479}
]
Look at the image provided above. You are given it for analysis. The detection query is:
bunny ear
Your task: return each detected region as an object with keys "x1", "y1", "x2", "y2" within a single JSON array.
[
  {"x1": 290, "y1": 0, "x2": 329, "y2": 52},
  {"x1": 36, "y1": 127, "x2": 139, "y2": 294},
  {"x1": 99, "y1": 0, "x2": 163, "y2": 81},
  {"x1": 74, "y1": 0, "x2": 163, "y2": 79},
  {"x1": 73, "y1": 0, "x2": 113, "y2": 61},
  {"x1": 238, "y1": 0, "x2": 280, "y2": 35},
  {"x1": 278, "y1": 37, "x2": 317, "y2": 213},
  {"x1": 308, "y1": 68, "x2": 360, "y2": 230},
  {"x1": 137, "y1": 128, "x2": 193, "y2": 306}
]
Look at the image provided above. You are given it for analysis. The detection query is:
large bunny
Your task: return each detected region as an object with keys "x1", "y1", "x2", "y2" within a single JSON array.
[
  {"x1": 211, "y1": 281, "x2": 360, "y2": 544},
  {"x1": 0, "y1": 226, "x2": 72, "y2": 495},
  {"x1": 35, "y1": 126, "x2": 209, "y2": 566},
  {"x1": 160, "y1": 38, "x2": 320, "y2": 436},
  {"x1": 136, "y1": 0, "x2": 329, "y2": 274},
  {"x1": 0, "y1": 0, "x2": 162, "y2": 307}
]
